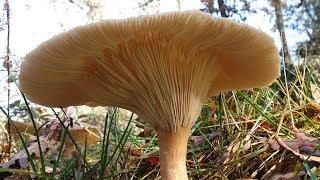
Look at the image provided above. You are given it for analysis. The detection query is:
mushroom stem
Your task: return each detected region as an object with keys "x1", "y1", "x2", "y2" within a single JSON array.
[{"x1": 157, "y1": 126, "x2": 191, "y2": 180}]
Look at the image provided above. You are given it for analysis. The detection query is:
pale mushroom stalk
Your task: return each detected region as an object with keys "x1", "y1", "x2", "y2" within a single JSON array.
[
  {"x1": 157, "y1": 126, "x2": 190, "y2": 179},
  {"x1": 19, "y1": 11, "x2": 280, "y2": 180}
]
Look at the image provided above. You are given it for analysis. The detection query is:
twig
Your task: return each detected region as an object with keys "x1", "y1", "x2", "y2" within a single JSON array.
[
  {"x1": 4, "y1": 0, "x2": 12, "y2": 157},
  {"x1": 52, "y1": 108, "x2": 81, "y2": 153}
]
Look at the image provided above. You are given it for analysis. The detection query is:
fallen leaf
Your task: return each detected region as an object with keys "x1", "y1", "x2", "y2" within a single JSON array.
[
  {"x1": 138, "y1": 129, "x2": 151, "y2": 137},
  {"x1": 145, "y1": 156, "x2": 159, "y2": 166},
  {"x1": 266, "y1": 171, "x2": 306, "y2": 180},
  {"x1": 292, "y1": 132, "x2": 319, "y2": 146},
  {"x1": 260, "y1": 122, "x2": 274, "y2": 131},
  {"x1": 267, "y1": 139, "x2": 280, "y2": 151},
  {"x1": 190, "y1": 131, "x2": 220, "y2": 146},
  {"x1": 310, "y1": 83, "x2": 320, "y2": 104},
  {"x1": 303, "y1": 102, "x2": 320, "y2": 119},
  {"x1": 129, "y1": 148, "x2": 141, "y2": 157},
  {"x1": 237, "y1": 117, "x2": 274, "y2": 131},
  {"x1": 300, "y1": 146, "x2": 320, "y2": 157},
  {"x1": 243, "y1": 139, "x2": 252, "y2": 151},
  {"x1": 0, "y1": 138, "x2": 50, "y2": 169},
  {"x1": 253, "y1": 132, "x2": 320, "y2": 163},
  {"x1": 276, "y1": 137, "x2": 320, "y2": 162}
]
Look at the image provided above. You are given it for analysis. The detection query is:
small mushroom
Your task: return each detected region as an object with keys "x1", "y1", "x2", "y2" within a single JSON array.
[{"x1": 19, "y1": 11, "x2": 280, "y2": 179}]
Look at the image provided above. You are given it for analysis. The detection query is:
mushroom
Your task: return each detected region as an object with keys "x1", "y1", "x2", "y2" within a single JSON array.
[{"x1": 19, "y1": 11, "x2": 280, "y2": 179}]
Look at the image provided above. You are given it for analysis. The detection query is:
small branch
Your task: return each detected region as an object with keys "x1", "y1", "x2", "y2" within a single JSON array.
[{"x1": 4, "y1": 0, "x2": 12, "y2": 157}]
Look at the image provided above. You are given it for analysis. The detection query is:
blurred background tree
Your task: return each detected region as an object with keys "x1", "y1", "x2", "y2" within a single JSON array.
[{"x1": 286, "y1": 0, "x2": 320, "y2": 57}]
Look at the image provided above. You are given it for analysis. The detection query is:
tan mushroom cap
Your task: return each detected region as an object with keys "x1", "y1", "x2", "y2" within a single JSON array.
[{"x1": 19, "y1": 10, "x2": 280, "y2": 132}]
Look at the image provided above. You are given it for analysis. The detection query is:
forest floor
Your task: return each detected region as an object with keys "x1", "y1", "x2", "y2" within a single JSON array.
[{"x1": 0, "y1": 56, "x2": 320, "y2": 179}]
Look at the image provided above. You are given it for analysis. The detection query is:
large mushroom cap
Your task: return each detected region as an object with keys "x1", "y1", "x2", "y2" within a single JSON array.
[{"x1": 19, "y1": 10, "x2": 280, "y2": 132}]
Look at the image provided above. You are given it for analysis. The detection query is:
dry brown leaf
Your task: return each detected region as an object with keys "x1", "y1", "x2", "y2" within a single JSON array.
[
  {"x1": 219, "y1": 139, "x2": 240, "y2": 165},
  {"x1": 300, "y1": 146, "x2": 320, "y2": 157},
  {"x1": 137, "y1": 129, "x2": 152, "y2": 138},
  {"x1": 311, "y1": 83, "x2": 320, "y2": 104},
  {"x1": 238, "y1": 117, "x2": 274, "y2": 131},
  {"x1": 266, "y1": 171, "x2": 305, "y2": 180},
  {"x1": 243, "y1": 139, "x2": 252, "y2": 151},
  {"x1": 190, "y1": 131, "x2": 220, "y2": 146},
  {"x1": 276, "y1": 137, "x2": 320, "y2": 162},
  {"x1": 0, "y1": 108, "x2": 101, "y2": 179},
  {"x1": 3, "y1": 174, "x2": 30, "y2": 180},
  {"x1": 129, "y1": 148, "x2": 141, "y2": 157},
  {"x1": 303, "y1": 102, "x2": 320, "y2": 119},
  {"x1": 254, "y1": 129, "x2": 320, "y2": 162},
  {"x1": 145, "y1": 155, "x2": 159, "y2": 166},
  {"x1": 268, "y1": 139, "x2": 280, "y2": 151},
  {"x1": 292, "y1": 132, "x2": 319, "y2": 146},
  {"x1": 0, "y1": 138, "x2": 50, "y2": 169}
]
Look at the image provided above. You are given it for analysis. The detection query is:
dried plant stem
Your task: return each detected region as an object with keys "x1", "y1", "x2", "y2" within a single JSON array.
[
  {"x1": 4, "y1": 0, "x2": 12, "y2": 155},
  {"x1": 157, "y1": 126, "x2": 191, "y2": 180}
]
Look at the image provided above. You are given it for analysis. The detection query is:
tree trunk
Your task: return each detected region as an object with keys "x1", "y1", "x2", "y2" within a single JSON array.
[
  {"x1": 310, "y1": 1, "x2": 320, "y2": 55},
  {"x1": 200, "y1": 0, "x2": 228, "y2": 17},
  {"x1": 217, "y1": 0, "x2": 229, "y2": 17},
  {"x1": 272, "y1": 0, "x2": 292, "y2": 66}
]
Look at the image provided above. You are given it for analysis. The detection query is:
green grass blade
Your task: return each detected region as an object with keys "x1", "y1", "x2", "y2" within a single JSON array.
[
  {"x1": 0, "y1": 106, "x2": 38, "y2": 174},
  {"x1": 83, "y1": 137, "x2": 87, "y2": 176},
  {"x1": 105, "y1": 113, "x2": 133, "y2": 167},
  {"x1": 51, "y1": 108, "x2": 81, "y2": 153},
  {"x1": 51, "y1": 124, "x2": 69, "y2": 179},
  {"x1": 303, "y1": 162, "x2": 317, "y2": 180},
  {"x1": 111, "y1": 113, "x2": 135, "y2": 174},
  {"x1": 99, "y1": 113, "x2": 110, "y2": 180},
  {"x1": 237, "y1": 91, "x2": 290, "y2": 133},
  {"x1": 20, "y1": 92, "x2": 46, "y2": 176}
]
